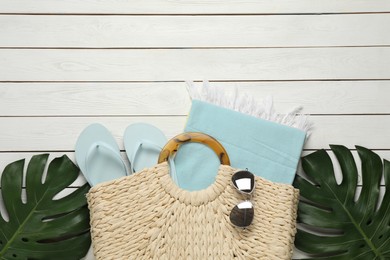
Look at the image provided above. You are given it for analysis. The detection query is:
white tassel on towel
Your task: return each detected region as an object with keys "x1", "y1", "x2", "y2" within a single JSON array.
[{"x1": 186, "y1": 81, "x2": 311, "y2": 135}]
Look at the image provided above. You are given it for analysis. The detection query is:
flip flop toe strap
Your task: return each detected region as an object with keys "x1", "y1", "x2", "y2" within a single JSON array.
[{"x1": 131, "y1": 139, "x2": 163, "y2": 173}]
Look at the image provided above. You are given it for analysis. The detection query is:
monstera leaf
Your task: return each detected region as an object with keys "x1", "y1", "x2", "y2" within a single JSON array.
[
  {"x1": 0, "y1": 154, "x2": 91, "y2": 259},
  {"x1": 294, "y1": 145, "x2": 390, "y2": 259}
]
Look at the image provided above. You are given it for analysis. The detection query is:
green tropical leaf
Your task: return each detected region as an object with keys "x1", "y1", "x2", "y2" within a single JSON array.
[
  {"x1": 293, "y1": 145, "x2": 390, "y2": 260},
  {"x1": 0, "y1": 154, "x2": 91, "y2": 259}
]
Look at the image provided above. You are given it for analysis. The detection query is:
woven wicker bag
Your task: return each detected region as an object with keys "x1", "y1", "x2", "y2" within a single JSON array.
[{"x1": 87, "y1": 133, "x2": 299, "y2": 259}]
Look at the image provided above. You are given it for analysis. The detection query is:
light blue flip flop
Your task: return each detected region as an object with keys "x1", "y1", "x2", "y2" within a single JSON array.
[
  {"x1": 124, "y1": 123, "x2": 168, "y2": 174},
  {"x1": 75, "y1": 123, "x2": 128, "y2": 186}
]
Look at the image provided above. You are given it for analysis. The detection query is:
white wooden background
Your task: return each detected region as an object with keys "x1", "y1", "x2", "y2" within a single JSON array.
[{"x1": 1, "y1": 1, "x2": 390, "y2": 259}]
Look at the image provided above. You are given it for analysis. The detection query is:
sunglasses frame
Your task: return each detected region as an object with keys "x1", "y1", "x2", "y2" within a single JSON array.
[{"x1": 230, "y1": 170, "x2": 256, "y2": 228}]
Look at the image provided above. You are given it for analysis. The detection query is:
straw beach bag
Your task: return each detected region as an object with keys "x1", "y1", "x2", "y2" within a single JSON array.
[{"x1": 87, "y1": 133, "x2": 299, "y2": 259}]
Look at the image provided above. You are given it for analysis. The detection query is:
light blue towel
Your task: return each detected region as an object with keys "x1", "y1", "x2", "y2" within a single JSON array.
[{"x1": 173, "y1": 100, "x2": 307, "y2": 191}]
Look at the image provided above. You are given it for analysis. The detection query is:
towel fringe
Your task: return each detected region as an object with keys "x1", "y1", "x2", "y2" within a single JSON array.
[{"x1": 186, "y1": 81, "x2": 312, "y2": 136}]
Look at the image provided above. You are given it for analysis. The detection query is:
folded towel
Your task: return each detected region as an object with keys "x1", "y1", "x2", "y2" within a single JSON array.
[{"x1": 173, "y1": 82, "x2": 310, "y2": 191}]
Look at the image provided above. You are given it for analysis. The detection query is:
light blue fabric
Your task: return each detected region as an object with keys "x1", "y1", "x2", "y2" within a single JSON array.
[{"x1": 173, "y1": 100, "x2": 306, "y2": 191}]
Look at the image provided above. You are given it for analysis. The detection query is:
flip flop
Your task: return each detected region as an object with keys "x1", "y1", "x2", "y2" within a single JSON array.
[
  {"x1": 124, "y1": 123, "x2": 168, "y2": 174},
  {"x1": 75, "y1": 123, "x2": 128, "y2": 186}
]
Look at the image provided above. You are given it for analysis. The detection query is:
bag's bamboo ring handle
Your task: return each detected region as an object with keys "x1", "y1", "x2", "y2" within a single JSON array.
[{"x1": 158, "y1": 132, "x2": 230, "y2": 165}]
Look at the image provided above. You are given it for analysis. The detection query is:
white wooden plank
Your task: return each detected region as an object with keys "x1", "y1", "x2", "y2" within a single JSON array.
[
  {"x1": 0, "y1": 115, "x2": 388, "y2": 151},
  {"x1": 1, "y1": 48, "x2": 390, "y2": 81},
  {"x1": 2, "y1": 151, "x2": 389, "y2": 186},
  {"x1": 1, "y1": 14, "x2": 390, "y2": 48},
  {"x1": 1, "y1": 81, "x2": 389, "y2": 116},
  {"x1": 0, "y1": 83, "x2": 191, "y2": 116},
  {"x1": 1, "y1": 0, "x2": 389, "y2": 14},
  {"x1": 0, "y1": 117, "x2": 185, "y2": 151},
  {"x1": 307, "y1": 115, "x2": 390, "y2": 150},
  {"x1": 222, "y1": 81, "x2": 390, "y2": 115}
]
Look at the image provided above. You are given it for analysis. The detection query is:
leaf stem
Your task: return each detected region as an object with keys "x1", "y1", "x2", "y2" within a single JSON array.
[
  {"x1": 325, "y1": 182, "x2": 384, "y2": 259},
  {"x1": 0, "y1": 189, "x2": 49, "y2": 256}
]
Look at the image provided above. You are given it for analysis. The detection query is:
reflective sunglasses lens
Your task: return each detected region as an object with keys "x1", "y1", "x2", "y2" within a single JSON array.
[
  {"x1": 229, "y1": 201, "x2": 254, "y2": 228},
  {"x1": 232, "y1": 170, "x2": 255, "y2": 194}
]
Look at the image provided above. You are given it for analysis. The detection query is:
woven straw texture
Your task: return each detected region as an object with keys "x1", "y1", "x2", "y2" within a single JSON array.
[{"x1": 87, "y1": 162, "x2": 299, "y2": 259}]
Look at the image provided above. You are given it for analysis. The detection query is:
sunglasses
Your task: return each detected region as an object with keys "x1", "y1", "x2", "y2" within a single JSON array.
[{"x1": 229, "y1": 170, "x2": 255, "y2": 228}]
